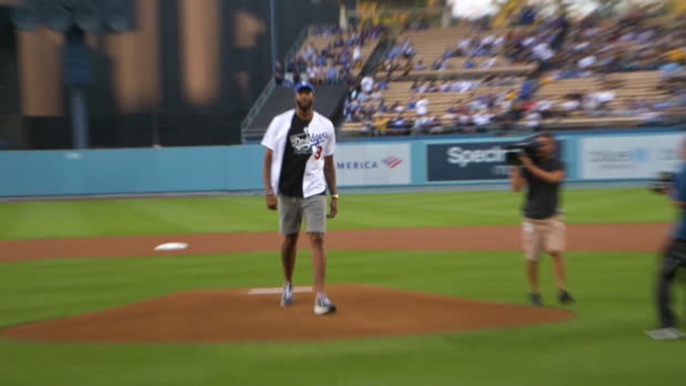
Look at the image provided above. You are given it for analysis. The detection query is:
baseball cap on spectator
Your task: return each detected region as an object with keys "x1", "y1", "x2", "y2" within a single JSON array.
[{"x1": 294, "y1": 81, "x2": 315, "y2": 94}]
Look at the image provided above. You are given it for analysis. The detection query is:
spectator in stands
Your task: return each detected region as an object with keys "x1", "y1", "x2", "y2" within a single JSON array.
[
  {"x1": 325, "y1": 62, "x2": 339, "y2": 85},
  {"x1": 406, "y1": 18, "x2": 429, "y2": 31},
  {"x1": 373, "y1": 115, "x2": 389, "y2": 134},
  {"x1": 390, "y1": 101, "x2": 404, "y2": 114},
  {"x1": 361, "y1": 118, "x2": 374, "y2": 134},
  {"x1": 518, "y1": 76, "x2": 538, "y2": 101},
  {"x1": 370, "y1": 85, "x2": 384, "y2": 102},
  {"x1": 481, "y1": 55, "x2": 498, "y2": 69},
  {"x1": 360, "y1": 75, "x2": 374, "y2": 94},
  {"x1": 415, "y1": 81, "x2": 428, "y2": 94},
  {"x1": 403, "y1": 43, "x2": 417, "y2": 59},
  {"x1": 407, "y1": 96, "x2": 417, "y2": 111},
  {"x1": 353, "y1": 45, "x2": 362, "y2": 67},
  {"x1": 523, "y1": 110, "x2": 543, "y2": 130},
  {"x1": 534, "y1": 99, "x2": 554, "y2": 119},
  {"x1": 274, "y1": 62, "x2": 284, "y2": 85},
  {"x1": 387, "y1": 112, "x2": 412, "y2": 132},
  {"x1": 464, "y1": 57, "x2": 477, "y2": 69},
  {"x1": 441, "y1": 106, "x2": 459, "y2": 128},
  {"x1": 416, "y1": 95, "x2": 429, "y2": 117},
  {"x1": 377, "y1": 99, "x2": 389, "y2": 113}
]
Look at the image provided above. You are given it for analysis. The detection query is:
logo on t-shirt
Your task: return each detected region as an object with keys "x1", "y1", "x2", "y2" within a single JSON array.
[
  {"x1": 290, "y1": 127, "x2": 330, "y2": 156},
  {"x1": 290, "y1": 132, "x2": 313, "y2": 155}
]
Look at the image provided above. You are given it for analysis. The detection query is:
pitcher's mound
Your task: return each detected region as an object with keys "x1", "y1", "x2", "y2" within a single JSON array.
[{"x1": 1, "y1": 284, "x2": 574, "y2": 343}]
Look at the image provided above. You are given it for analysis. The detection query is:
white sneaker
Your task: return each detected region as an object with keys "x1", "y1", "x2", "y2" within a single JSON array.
[
  {"x1": 314, "y1": 294, "x2": 337, "y2": 315},
  {"x1": 280, "y1": 283, "x2": 293, "y2": 307},
  {"x1": 645, "y1": 327, "x2": 685, "y2": 340}
]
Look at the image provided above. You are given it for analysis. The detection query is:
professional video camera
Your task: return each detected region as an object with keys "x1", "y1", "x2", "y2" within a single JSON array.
[
  {"x1": 649, "y1": 171, "x2": 674, "y2": 194},
  {"x1": 504, "y1": 135, "x2": 544, "y2": 166}
]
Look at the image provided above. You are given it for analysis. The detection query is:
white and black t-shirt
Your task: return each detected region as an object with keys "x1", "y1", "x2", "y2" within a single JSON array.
[
  {"x1": 261, "y1": 109, "x2": 336, "y2": 199},
  {"x1": 279, "y1": 115, "x2": 315, "y2": 197}
]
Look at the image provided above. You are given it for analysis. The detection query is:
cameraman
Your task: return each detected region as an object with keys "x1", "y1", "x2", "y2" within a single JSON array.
[
  {"x1": 510, "y1": 132, "x2": 574, "y2": 306},
  {"x1": 646, "y1": 141, "x2": 686, "y2": 340}
]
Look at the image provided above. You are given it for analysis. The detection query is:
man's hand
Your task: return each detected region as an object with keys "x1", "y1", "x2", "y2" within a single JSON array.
[
  {"x1": 518, "y1": 153, "x2": 534, "y2": 169},
  {"x1": 266, "y1": 194, "x2": 277, "y2": 210},
  {"x1": 517, "y1": 154, "x2": 565, "y2": 184},
  {"x1": 327, "y1": 197, "x2": 338, "y2": 219}
]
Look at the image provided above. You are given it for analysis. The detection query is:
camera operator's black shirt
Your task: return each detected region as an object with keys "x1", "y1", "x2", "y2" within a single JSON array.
[{"x1": 521, "y1": 158, "x2": 564, "y2": 219}]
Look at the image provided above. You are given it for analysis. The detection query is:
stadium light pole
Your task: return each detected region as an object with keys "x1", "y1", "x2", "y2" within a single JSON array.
[
  {"x1": 11, "y1": 0, "x2": 134, "y2": 150},
  {"x1": 339, "y1": 0, "x2": 348, "y2": 30},
  {"x1": 64, "y1": 26, "x2": 90, "y2": 150},
  {"x1": 269, "y1": 0, "x2": 277, "y2": 73}
]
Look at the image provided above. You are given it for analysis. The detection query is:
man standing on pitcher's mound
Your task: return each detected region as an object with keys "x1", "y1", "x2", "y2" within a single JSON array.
[{"x1": 261, "y1": 81, "x2": 339, "y2": 316}]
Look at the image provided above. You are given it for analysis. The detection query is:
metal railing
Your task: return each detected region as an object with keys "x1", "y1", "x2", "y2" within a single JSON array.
[
  {"x1": 240, "y1": 78, "x2": 275, "y2": 136},
  {"x1": 240, "y1": 25, "x2": 317, "y2": 143}
]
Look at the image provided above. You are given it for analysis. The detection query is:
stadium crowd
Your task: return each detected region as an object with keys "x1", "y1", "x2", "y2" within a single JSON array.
[
  {"x1": 341, "y1": 10, "x2": 686, "y2": 136},
  {"x1": 275, "y1": 23, "x2": 386, "y2": 88}
]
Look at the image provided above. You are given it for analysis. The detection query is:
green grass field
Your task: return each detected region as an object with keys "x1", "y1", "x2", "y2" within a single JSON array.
[{"x1": 1, "y1": 187, "x2": 684, "y2": 386}]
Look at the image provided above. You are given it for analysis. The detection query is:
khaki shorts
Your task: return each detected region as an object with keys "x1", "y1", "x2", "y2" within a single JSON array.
[
  {"x1": 522, "y1": 214, "x2": 566, "y2": 262},
  {"x1": 278, "y1": 194, "x2": 326, "y2": 235}
]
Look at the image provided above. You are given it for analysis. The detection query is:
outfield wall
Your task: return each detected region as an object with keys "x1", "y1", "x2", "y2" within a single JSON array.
[{"x1": 0, "y1": 129, "x2": 683, "y2": 197}]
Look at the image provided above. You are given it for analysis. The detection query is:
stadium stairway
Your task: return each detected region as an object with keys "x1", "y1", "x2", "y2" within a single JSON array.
[
  {"x1": 240, "y1": 26, "x2": 391, "y2": 143},
  {"x1": 240, "y1": 85, "x2": 349, "y2": 143}
]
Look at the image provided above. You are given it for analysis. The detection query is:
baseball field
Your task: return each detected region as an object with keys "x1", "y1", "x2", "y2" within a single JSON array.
[{"x1": 1, "y1": 187, "x2": 684, "y2": 385}]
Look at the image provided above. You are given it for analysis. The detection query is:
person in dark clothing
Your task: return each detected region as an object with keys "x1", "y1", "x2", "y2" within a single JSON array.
[
  {"x1": 510, "y1": 132, "x2": 575, "y2": 307},
  {"x1": 646, "y1": 138, "x2": 686, "y2": 340}
]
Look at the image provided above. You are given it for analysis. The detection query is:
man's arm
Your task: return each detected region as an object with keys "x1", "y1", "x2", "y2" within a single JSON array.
[
  {"x1": 261, "y1": 116, "x2": 279, "y2": 210},
  {"x1": 670, "y1": 183, "x2": 686, "y2": 209},
  {"x1": 520, "y1": 155, "x2": 565, "y2": 184},
  {"x1": 324, "y1": 155, "x2": 338, "y2": 219},
  {"x1": 324, "y1": 155, "x2": 337, "y2": 195},
  {"x1": 263, "y1": 148, "x2": 277, "y2": 210},
  {"x1": 510, "y1": 166, "x2": 526, "y2": 192}
]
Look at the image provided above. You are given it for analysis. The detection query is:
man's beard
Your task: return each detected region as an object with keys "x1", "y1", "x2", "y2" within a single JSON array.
[{"x1": 297, "y1": 101, "x2": 313, "y2": 111}]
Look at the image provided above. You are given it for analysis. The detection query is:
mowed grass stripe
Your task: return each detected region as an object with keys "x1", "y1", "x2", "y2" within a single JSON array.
[{"x1": 0, "y1": 188, "x2": 671, "y2": 239}]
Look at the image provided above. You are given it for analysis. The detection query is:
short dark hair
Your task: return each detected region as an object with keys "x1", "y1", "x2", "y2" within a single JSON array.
[{"x1": 537, "y1": 131, "x2": 553, "y2": 140}]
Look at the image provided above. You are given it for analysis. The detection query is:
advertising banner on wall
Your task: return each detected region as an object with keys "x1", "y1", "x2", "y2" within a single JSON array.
[
  {"x1": 427, "y1": 142, "x2": 513, "y2": 182},
  {"x1": 426, "y1": 139, "x2": 563, "y2": 182},
  {"x1": 336, "y1": 143, "x2": 411, "y2": 186},
  {"x1": 580, "y1": 134, "x2": 684, "y2": 180}
]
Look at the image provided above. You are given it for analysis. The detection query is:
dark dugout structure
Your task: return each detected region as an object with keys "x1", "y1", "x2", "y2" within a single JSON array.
[{"x1": 0, "y1": 0, "x2": 341, "y2": 149}]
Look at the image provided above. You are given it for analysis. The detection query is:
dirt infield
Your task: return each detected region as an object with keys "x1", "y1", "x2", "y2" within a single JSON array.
[
  {"x1": 0, "y1": 222, "x2": 670, "y2": 263},
  {"x1": 0, "y1": 284, "x2": 574, "y2": 343},
  {"x1": 0, "y1": 222, "x2": 666, "y2": 343}
]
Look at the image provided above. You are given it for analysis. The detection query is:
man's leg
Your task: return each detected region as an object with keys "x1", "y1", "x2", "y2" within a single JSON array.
[
  {"x1": 547, "y1": 215, "x2": 574, "y2": 304},
  {"x1": 308, "y1": 232, "x2": 326, "y2": 295},
  {"x1": 657, "y1": 259, "x2": 678, "y2": 329},
  {"x1": 303, "y1": 195, "x2": 336, "y2": 315},
  {"x1": 278, "y1": 195, "x2": 302, "y2": 306},
  {"x1": 523, "y1": 219, "x2": 543, "y2": 305},
  {"x1": 646, "y1": 250, "x2": 685, "y2": 340},
  {"x1": 645, "y1": 238, "x2": 686, "y2": 340},
  {"x1": 527, "y1": 261, "x2": 540, "y2": 296},
  {"x1": 550, "y1": 251, "x2": 567, "y2": 291},
  {"x1": 657, "y1": 242, "x2": 680, "y2": 329},
  {"x1": 281, "y1": 233, "x2": 299, "y2": 285}
]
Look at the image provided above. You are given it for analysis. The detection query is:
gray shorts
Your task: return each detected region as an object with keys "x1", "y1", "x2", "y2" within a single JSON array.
[{"x1": 278, "y1": 194, "x2": 327, "y2": 235}]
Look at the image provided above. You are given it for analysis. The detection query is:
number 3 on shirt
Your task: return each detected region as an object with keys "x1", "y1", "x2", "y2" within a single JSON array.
[{"x1": 313, "y1": 145, "x2": 323, "y2": 160}]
